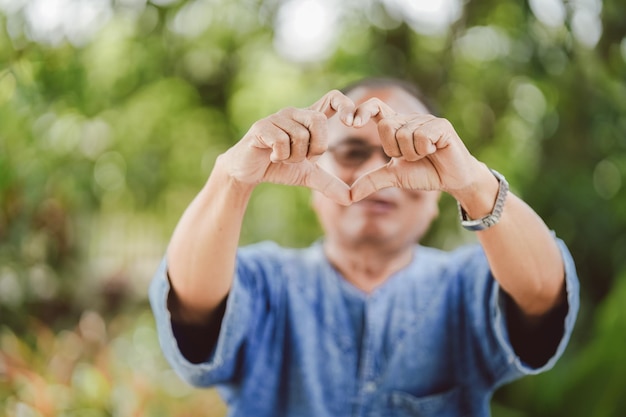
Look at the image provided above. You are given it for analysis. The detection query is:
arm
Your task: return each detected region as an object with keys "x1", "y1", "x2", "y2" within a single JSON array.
[
  {"x1": 350, "y1": 103, "x2": 566, "y2": 321},
  {"x1": 165, "y1": 160, "x2": 254, "y2": 325},
  {"x1": 166, "y1": 91, "x2": 355, "y2": 326},
  {"x1": 451, "y1": 166, "x2": 565, "y2": 320}
]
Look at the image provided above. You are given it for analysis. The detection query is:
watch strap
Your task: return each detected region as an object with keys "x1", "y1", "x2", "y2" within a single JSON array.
[{"x1": 457, "y1": 169, "x2": 509, "y2": 231}]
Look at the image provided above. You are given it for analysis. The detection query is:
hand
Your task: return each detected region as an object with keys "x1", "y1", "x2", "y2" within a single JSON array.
[
  {"x1": 222, "y1": 90, "x2": 356, "y2": 205},
  {"x1": 349, "y1": 97, "x2": 488, "y2": 202}
]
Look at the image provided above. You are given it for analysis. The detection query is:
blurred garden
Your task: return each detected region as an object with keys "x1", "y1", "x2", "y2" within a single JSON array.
[{"x1": 1, "y1": 0, "x2": 625, "y2": 415}]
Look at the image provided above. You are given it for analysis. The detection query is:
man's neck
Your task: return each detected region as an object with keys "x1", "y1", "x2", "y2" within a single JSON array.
[{"x1": 323, "y1": 240, "x2": 415, "y2": 294}]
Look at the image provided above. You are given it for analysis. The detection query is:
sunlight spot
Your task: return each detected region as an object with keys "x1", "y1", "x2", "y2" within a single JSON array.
[
  {"x1": 150, "y1": 0, "x2": 178, "y2": 6},
  {"x1": 94, "y1": 152, "x2": 127, "y2": 192},
  {"x1": 571, "y1": 0, "x2": 603, "y2": 48},
  {"x1": 455, "y1": 26, "x2": 511, "y2": 62},
  {"x1": 0, "y1": 0, "x2": 28, "y2": 15},
  {"x1": 274, "y1": 0, "x2": 339, "y2": 62},
  {"x1": 510, "y1": 80, "x2": 547, "y2": 124},
  {"x1": 47, "y1": 113, "x2": 84, "y2": 154},
  {"x1": 572, "y1": 9, "x2": 602, "y2": 48},
  {"x1": 29, "y1": 265, "x2": 58, "y2": 300},
  {"x1": 118, "y1": 0, "x2": 147, "y2": 8},
  {"x1": 0, "y1": 267, "x2": 23, "y2": 307},
  {"x1": 22, "y1": 0, "x2": 112, "y2": 46},
  {"x1": 594, "y1": 159, "x2": 622, "y2": 200},
  {"x1": 0, "y1": 72, "x2": 16, "y2": 105},
  {"x1": 365, "y1": 0, "x2": 402, "y2": 30},
  {"x1": 529, "y1": 0, "x2": 566, "y2": 28},
  {"x1": 80, "y1": 119, "x2": 113, "y2": 160},
  {"x1": 383, "y1": 0, "x2": 462, "y2": 36},
  {"x1": 169, "y1": 0, "x2": 212, "y2": 38}
]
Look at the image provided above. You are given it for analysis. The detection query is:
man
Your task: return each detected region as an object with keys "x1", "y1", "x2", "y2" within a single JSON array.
[{"x1": 150, "y1": 78, "x2": 579, "y2": 416}]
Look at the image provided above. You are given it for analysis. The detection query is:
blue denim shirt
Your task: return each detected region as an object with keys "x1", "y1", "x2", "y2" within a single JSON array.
[{"x1": 149, "y1": 240, "x2": 579, "y2": 417}]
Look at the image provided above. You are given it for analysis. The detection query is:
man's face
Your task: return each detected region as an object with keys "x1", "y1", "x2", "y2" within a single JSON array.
[{"x1": 312, "y1": 86, "x2": 441, "y2": 250}]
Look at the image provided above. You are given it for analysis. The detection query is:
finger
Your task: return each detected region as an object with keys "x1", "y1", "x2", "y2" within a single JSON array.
[
  {"x1": 413, "y1": 118, "x2": 454, "y2": 154},
  {"x1": 308, "y1": 90, "x2": 356, "y2": 126},
  {"x1": 395, "y1": 125, "x2": 420, "y2": 161},
  {"x1": 265, "y1": 129, "x2": 291, "y2": 162},
  {"x1": 269, "y1": 114, "x2": 311, "y2": 163},
  {"x1": 377, "y1": 118, "x2": 402, "y2": 158},
  {"x1": 414, "y1": 130, "x2": 438, "y2": 156},
  {"x1": 352, "y1": 98, "x2": 396, "y2": 127},
  {"x1": 289, "y1": 109, "x2": 328, "y2": 158},
  {"x1": 304, "y1": 165, "x2": 352, "y2": 206},
  {"x1": 350, "y1": 166, "x2": 398, "y2": 202}
]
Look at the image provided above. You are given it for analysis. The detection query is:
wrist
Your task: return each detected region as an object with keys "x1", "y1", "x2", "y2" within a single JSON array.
[
  {"x1": 451, "y1": 165, "x2": 500, "y2": 218},
  {"x1": 456, "y1": 168, "x2": 509, "y2": 231},
  {"x1": 213, "y1": 152, "x2": 258, "y2": 194}
]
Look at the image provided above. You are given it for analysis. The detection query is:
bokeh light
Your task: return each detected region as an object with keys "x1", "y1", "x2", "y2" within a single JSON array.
[
  {"x1": 274, "y1": 0, "x2": 340, "y2": 62},
  {"x1": 1, "y1": 0, "x2": 626, "y2": 416}
]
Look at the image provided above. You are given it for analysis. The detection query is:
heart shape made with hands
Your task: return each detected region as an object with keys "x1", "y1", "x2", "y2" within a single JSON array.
[
  {"x1": 284, "y1": 94, "x2": 449, "y2": 206},
  {"x1": 247, "y1": 89, "x2": 463, "y2": 207}
]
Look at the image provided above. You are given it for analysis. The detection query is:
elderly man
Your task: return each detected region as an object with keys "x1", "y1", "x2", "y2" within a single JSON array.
[{"x1": 150, "y1": 78, "x2": 578, "y2": 417}]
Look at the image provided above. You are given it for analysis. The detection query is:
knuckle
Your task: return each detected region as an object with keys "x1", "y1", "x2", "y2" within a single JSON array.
[
  {"x1": 308, "y1": 140, "x2": 325, "y2": 151},
  {"x1": 301, "y1": 110, "x2": 325, "y2": 126},
  {"x1": 437, "y1": 117, "x2": 451, "y2": 128},
  {"x1": 275, "y1": 131, "x2": 290, "y2": 145},
  {"x1": 328, "y1": 89, "x2": 342, "y2": 97},
  {"x1": 309, "y1": 111, "x2": 327, "y2": 123},
  {"x1": 293, "y1": 126, "x2": 311, "y2": 142},
  {"x1": 382, "y1": 144, "x2": 401, "y2": 157},
  {"x1": 277, "y1": 107, "x2": 297, "y2": 117},
  {"x1": 378, "y1": 120, "x2": 397, "y2": 136},
  {"x1": 252, "y1": 118, "x2": 271, "y2": 131},
  {"x1": 378, "y1": 118, "x2": 396, "y2": 128},
  {"x1": 403, "y1": 153, "x2": 420, "y2": 161},
  {"x1": 363, "y1": 97, "x2": 382, "y2": 106}
]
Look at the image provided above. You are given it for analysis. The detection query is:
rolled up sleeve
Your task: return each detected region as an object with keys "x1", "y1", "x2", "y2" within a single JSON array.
[
  {"x1": 489, "y1": 237, "x2": 580, "y2": 384},
  {"x1": 149, "y1": 259, "x2": 255, "y2": 387}
]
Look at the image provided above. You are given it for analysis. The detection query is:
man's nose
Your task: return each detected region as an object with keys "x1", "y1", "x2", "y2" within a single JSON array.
[{"x1": 348, "y1": 149, "x2": 390, "y2": 184}]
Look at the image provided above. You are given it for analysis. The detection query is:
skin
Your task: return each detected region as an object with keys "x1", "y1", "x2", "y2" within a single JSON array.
[
  {"x1": 165, "y1": 85, "x2": 566, "y2": 329},
  {"x1": 312, "y1": 87, "x2": 441, "y2": 292}
]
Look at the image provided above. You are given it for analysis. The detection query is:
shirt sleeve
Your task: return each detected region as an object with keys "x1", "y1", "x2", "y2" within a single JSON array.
[
  {"x1": 484, "y1": 237, "x2": 579, "y2": 387},
  {"x1": 149, "y1": 243, "x2": 280, "y2": 388}
]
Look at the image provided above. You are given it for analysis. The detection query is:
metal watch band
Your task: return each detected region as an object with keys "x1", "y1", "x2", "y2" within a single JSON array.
[{"x1": 457, "y1": 169, "x2": 509, "y2": 232}]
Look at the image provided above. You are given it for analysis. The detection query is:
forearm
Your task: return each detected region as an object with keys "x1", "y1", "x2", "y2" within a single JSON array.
[
  {"x1": 479, "y1": 194, "x2": 565, "y2": 316},
  {"x1": 166, "y1": 153, "x2": 255, "y2": 324},
  {"x1": 456, "y1": 167, "x2": 565, "y2": 318},
  {"x1": 165, "y1": 92, "x2": 355, "y2": 323}
]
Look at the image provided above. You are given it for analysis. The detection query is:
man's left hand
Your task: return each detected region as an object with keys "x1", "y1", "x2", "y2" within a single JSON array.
[{"x1": 348, "y1": 97, "x2": 490, "y2": 203}]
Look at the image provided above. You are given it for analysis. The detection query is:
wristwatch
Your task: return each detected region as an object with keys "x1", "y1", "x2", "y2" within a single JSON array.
[{"x1": 457, "y1": 169, "x2": 509, "y2": 231}]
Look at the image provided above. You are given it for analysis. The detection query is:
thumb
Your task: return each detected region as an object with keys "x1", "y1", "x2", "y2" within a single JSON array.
[
  {"x1": 350, "y1": 166, "x2": 398, "y2": 202},
  {"x1": 304, "y1": 165, "x2": 352, "y2": 206}
]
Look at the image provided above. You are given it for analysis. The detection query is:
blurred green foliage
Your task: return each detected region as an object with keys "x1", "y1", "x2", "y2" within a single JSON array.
[{"x1": 1, "y1": 0, "x2": 625, "y2": 415}]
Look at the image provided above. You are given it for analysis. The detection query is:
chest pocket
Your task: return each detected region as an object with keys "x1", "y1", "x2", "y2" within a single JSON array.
[{"x1": 386, "y1": 387, "x2": 466, "y2": 417}]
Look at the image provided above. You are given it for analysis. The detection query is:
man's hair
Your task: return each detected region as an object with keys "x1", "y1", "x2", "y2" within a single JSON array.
[{"x1": 339, "y1": 77, "x2": 439, "y2": 115}]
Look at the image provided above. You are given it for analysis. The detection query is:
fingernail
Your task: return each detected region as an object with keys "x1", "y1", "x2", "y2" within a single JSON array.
[
  {"x1": 353, "y1": 116, "x2": 362, "y2": 127},
  {"x1": 345, "y1": 113, "x2": 354, "y2": 126}
]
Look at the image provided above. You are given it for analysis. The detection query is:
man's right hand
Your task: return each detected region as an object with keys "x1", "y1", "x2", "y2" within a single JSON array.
[{"x1": 221, "y1": 90, "x2": 356, "y2": 206}]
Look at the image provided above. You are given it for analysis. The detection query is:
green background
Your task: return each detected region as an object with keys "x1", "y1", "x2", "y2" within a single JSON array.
[{"x1": 1, "y1": 0, "x2": 625, "y2": 415}]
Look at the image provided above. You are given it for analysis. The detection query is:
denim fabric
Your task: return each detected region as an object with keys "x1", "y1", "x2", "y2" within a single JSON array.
[{"x1": 149, "y1": 239, "x2": 579, "y2": 417}]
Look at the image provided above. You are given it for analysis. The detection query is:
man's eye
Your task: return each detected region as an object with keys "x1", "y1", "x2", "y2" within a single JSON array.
[{"x1": 343, "y1": 147, "x2": 371, "y2": 161}]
